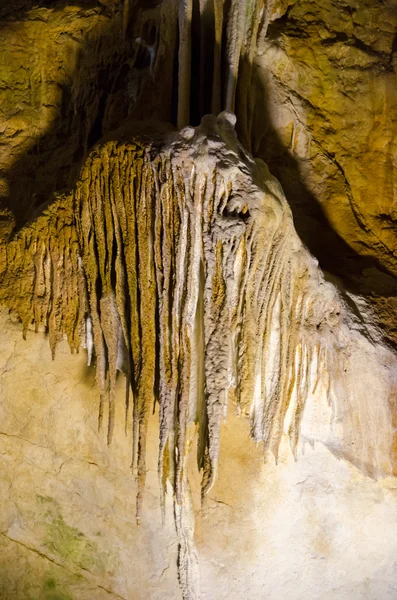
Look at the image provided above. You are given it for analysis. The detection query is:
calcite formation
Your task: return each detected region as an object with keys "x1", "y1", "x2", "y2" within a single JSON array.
[
  {"x1": 1, "y1": 113, "x2": 396, "y2": 597},
  {"x1": 1, "y1": 0, "x2": 397, "y2": 598},
  {"x1": 1, "y1": 0, "x2": 396, "y2": 349}
]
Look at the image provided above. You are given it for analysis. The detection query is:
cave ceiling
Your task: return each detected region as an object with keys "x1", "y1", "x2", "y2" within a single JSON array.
[{"x1": 0, "y1": 0, "x2": 396, "y2": 346}]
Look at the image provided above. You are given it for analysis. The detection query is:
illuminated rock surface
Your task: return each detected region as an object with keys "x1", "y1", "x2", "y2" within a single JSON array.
[
  {"x1": 1, "y1": 305, "x2": 397, "y2": 599},
  {"x1": 0, "y1": 1, "x2": 396, "y2": 599}
]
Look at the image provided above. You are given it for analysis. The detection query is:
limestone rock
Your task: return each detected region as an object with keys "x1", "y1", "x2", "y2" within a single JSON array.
[
  {"x1": 250, "y1": 0, "x2": 397, "y2": 279},
  {"x1": 1, "y1": 117, "x2": 397, "y2": 598},
  {"x1": 0, "y1": 1, "x2": 397, "y2": 598}
]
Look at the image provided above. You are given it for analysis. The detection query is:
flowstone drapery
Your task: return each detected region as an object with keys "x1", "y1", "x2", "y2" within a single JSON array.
[
  {"x1": 0, "y1": 113, "x2": 349, "y2": 506},
  {"x1": 1, "y1": 113, "x2": 392, "y2": 596}
]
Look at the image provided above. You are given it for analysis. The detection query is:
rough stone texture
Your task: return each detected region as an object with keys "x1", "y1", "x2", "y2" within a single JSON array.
[
  {"x1": 0, "y1": 311, "x2": 181, "y2": 600},
  {"x1": 1, "y1": 305, "x2": 397, "y2": 598},
  {"x1": 0, "y1": 1, "x2": 177, "y2": 226},
  {"x1": 252, "y1": 0, "x2": 397, "y2": 276},
  {"x1": 1, "y1": 1, "x2": 397, "y2": 598}
]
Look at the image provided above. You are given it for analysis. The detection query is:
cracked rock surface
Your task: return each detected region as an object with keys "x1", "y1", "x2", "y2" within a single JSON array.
[
  {"x1": 1, "y1": 304, "x2": 397, "y2": 598},
  {"x1": 0, "y1": 1, "x2": 397, "y2": 598}
]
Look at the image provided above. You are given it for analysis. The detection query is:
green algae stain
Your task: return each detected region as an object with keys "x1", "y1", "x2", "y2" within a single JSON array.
[
  {"x1": 22, "y1": 571, "x2": 74, "y2": 600},
  {"x1": 42, "y1": 577, "x2": 72, "y2": 600},
  {"x1": 36, "y1": 495, "x2": 115, "y2": 577},
  {"x1": 44, "y1": 578, "x2": 57, "y2": 589}
]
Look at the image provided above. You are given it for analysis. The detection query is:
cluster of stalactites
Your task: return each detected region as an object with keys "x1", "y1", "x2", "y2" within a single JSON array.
[
  {"x1": 177, "y1": 0, "x2": 266, "y2": 137},
  {"x1": 0, "y1": 197, "x2": 85, "y2": 357},
  {"x1": 74, "y1": 136, "x2": 254, "y2": 512},
  {"x1": 0, "y1": 129, "x2": 344, "y2": 519}
]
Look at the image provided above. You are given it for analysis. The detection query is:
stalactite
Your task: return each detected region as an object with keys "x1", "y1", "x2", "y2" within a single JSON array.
[
  {"x1": 176, "y1": 0, "x2": 266, "y2": 135},
  {"x1": 0, "y1": 114, "x2": 354, "y2": 525}
]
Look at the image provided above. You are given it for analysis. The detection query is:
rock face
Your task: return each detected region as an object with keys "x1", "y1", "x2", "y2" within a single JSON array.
[
  {"x1": 250, "y1": 0, "x2": 397, "y2": 347},
  {"x1": 0, "y1": 1, "x2": 178, "y2": 225},
  {"x1": 254, "y1": 0, "x2": 397, "y2": 274},
  {"x1": 1, "y1": 304, "x2": 397, "y2": 599},
  {"x1": 0, "y1": 1, "x2": 397, "y2": 599},
  {"x1": 0, "y1": 311, "x2": 182, "y2": 600}
]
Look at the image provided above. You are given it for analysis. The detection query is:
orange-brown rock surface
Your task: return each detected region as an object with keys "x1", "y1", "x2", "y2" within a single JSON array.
[
  {"x1": 0, "y1": 1, "x2": 397, "y2": 599},
  {"x1": 1, "y1": 0, "x2": 396, "y2": 341}
]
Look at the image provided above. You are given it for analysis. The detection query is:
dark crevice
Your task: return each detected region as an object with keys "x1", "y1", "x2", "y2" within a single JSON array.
[
  {"x1": 136, "y1": 0, "x2": 163, "y2": 8},
  {"x1": 222, "y1": 205, "x2": 250, "y2": 221},
  {"x1": 87, "y1": 93, "x2": 107, "y2": 149},
  {"x1": 190, "y1": 0, "x2": 202, "y2": 126},
  {"x1": 266, "y1": 6, "x2": 292, "y2": 41},
  {"x1": 189, "y1": 0, "x2": 216, "y2": 125},
  {"x1": 322, "y1": 30, "x2": 391, "y2": 67},
  {"x1": 170, "y1": 21, "x2": 180, "y2": 127},
  {"x1": 350, "y1": 34, "x2": 390, "y2": 60},
  {"x1": 392, "y1": 32, "x2": 397, "y2": 55},
  {"x1": 112, "y1": 63, "x2": 130, "y2": 93},
  {"x1": 321, "y1": 31, "x2": 349, "y2": 45}
]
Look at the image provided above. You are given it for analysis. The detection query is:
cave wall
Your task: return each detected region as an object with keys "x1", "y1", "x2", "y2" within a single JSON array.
[
  {"x1": 1, "y1": 306, "x2": 397, "y2": 599},
  {"x1": 247, "y1": 1, "x2": 397, "y2": 273},
  {"x1": 0, "y1": 311, "x2": 181, "y2": 600},
  {"x1": 1, "y1": 1, "x2": 397, "y2": 599},
  {"x1": 1, "y1": 0, "x2": 396, "y2": 338},
  {"x1": 2, "y1": 0, "x2": 397, "y2": 275},
  {"x1": 0, "y1": 0, "x2": 177, "y2": 226}
]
